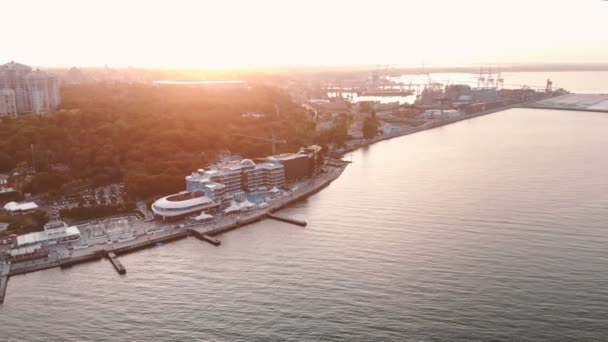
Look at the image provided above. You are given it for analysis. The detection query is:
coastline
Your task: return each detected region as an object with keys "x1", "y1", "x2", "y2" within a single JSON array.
[
  {"x1": 3, "y1": 160, "x2": 350, "y2": 280},
  {"x1": 1, "y1": 103, "x2": 519, "y2": 294},
  {"x1": 336, "y1": 104, "x2": 517, "y2": 156}
]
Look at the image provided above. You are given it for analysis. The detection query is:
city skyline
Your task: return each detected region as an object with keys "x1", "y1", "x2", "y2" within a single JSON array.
[{"x1": 2, "y1": 0, "x2": 607, "y2": 69}]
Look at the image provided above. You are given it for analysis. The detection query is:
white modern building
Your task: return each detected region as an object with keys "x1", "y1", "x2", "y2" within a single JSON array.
[
  {"x1": 3, "y1": 201, "x2": 38, "y2": 215},
  {"x1": 0, "y1": 89, "x2": 17, "y2": 117},
  {"x1": 16, "y1": 221, "x2": 81, "y2": 248},
  {"x1": 186, "y1": 159, "x2": 286, "y2": 200},
  {"x1": 0, "y1": 61, "x2": 60, "y2": 114},
  {"x1": 151, "y1": 190, "x2": 220, "y2": 219}
]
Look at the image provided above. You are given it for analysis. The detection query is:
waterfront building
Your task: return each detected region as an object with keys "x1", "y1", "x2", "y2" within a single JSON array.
[
  {"x1": 8, "y1": 245, "x2": 48, "y2": 262},
  {"x1": 153, "y1": 80, "x2": 248, "y2": 90},
  {"x1": 0, "y1": 61, "x2": 60, "y2": 114},
  {"x1": 16, "y1": 221, "x2": 80, "y2": 248},
  {"x1": 299, "y1": 145, "x2": 323, "y2": 174},
  {"x1": 151, "y1": 190, "x2": 220, "y2": 219},
  {"x1": 186, "y1": 159, "x2": 286, "y2": 200},
  {"x1": 268, "y1": 153, "x2": 313, "y2": 183},
  {"x1": 380, "y1": 123, "x2": 402, "y2": 135}
]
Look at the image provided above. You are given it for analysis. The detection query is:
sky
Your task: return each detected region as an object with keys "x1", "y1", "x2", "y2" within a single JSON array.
[{"x1": 1, "y1": 0, "x2": 607, "y2": 69}]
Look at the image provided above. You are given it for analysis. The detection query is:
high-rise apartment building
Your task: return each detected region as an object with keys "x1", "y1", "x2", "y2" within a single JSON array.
[{"x1": 0, "y1": 61, "x2": 60, "y2": 115}]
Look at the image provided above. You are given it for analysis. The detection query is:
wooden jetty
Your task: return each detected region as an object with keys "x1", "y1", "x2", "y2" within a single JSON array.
[
  {"x1": 188, "y1": 229, "x2": 221, "y2": 246},
  {"x1": 106, "y1": 252, "x2": 126, "y2": 275},
  {"x1": 266, "y1": 214, "x2": 307, "y2": 227},
  {"x1": 0, "y1": 264, "x2": 10, "y2": 304}
]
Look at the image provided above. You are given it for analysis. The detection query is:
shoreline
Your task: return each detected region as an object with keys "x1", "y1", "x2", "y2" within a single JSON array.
[
  {"x1": 515, "y1": 104, "x2": 608, "y2": 114},
  {"x1": 335, "y1": 104, "x2": 517, "y2": 156},
  {"x1": 1, "y1": 103, "x2": 520, "y2": 299},
  {"x1": 3, "y1": 161, "x2": 350, "y2": 280}
]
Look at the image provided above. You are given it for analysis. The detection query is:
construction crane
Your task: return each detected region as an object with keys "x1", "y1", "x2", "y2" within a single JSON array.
[{"x1": 232, "y1": 132, "x2": 287, "y2": 155}]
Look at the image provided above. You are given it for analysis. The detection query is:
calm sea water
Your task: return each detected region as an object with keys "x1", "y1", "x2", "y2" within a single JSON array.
[{"x1": 2, "y1": 108, "x2": 608, "y2": 341}]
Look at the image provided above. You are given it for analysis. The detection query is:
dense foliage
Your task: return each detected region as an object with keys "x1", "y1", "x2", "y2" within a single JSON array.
[
  {"x1": 0, "y1": 83, "x2": 317, "y2": 199},
  {"x1": 0, "y1": 210, "x2": 49, "y2": 236},
  {"x1": 363, "y1": 116, "x2": 379, "y2": 139},
  {"x1": 59, "y1": 202, "x2": 137, "y2": 221}
]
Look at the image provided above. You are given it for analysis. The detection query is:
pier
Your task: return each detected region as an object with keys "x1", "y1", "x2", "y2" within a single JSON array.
[
  {"x1": 106, "y1": 252, "x2": 126, "y2": 275},
  {"x1": 0, "y1": 264, "x2": 10, "y2": 304},
  {"x1": 267, "y1": 213, "x2": 307, "y2": 227},
  {"x1": 188, "y1": 229, "x2": 221, "y2": 246}
]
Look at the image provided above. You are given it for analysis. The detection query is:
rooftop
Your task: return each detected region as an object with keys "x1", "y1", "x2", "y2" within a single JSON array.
[
  {"x1": 16, "y1": 226, "x2": 80, "y2": 247},
  {"x1": 268, "y1": 153, "x2": 308, "y2": 161},
  {"x1": 4, "y1": 201, "x2": 38, "y2": 212}
]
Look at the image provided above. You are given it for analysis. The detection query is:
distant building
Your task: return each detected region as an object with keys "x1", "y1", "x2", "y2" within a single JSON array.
[
  {"x1": 186, "y1": 159, "x2": 286, "y2": 199},
  {"x1": 303, "y1": 99, "x2": 351, "y2": 117},
  {"x1": 0, "y1": 174, "x2": 9, "y2": 188},
  {"x1": 299, "y1": 145, "x2": 323, "y2": 174},
  {"x1": 3, "y1": 201, "x2": 38, "y2": 215},
  {"x1": 422, "y1": 109, "x2": 462, "y2": 119},
  {"x1": 470, "y1": 88, "x2": 498, "y2": 102},
  {"x1": 0, "y1": 89, "x2": 17, "y2": 117},
  {"x1": 0, "y1": 61, "x2": 60, "y2": 114},
  {"x1": 380, "y1": 123, "x2": 402, "y2": 135}
]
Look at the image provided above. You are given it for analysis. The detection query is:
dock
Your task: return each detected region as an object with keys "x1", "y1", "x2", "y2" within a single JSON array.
[
  {"x1": 106, "y1": 252, "x2": 126, "y2": 275},
  {"x1": 520, "y1": 94, "x2": 608, "y2": 114},
  {"x1": 267, "y1": 213, "x2": 307, "y2": 227},
  {"x1": 188, "y1": 229, "x2": 221, "y2": 246},
  {"x1": 0, "y1": 264, "x2": 10, "y2": 304}
]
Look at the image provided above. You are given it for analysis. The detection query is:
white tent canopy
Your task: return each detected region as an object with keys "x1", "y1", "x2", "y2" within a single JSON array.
[
  {"x1": 4, "y1": 201, "x2": 38, "y2": 212},
  {"x1": 193, "y1": 212, "x2": 213, "y2": 221},
  {"x1": 223, "y1": 201, "x2": 242, "y2": 213},
  {"x1": 240, "y1": 199, "x2": 255, "y2": 208}
]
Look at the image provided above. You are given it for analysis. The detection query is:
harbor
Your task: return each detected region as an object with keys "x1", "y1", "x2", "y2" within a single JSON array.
[
  {"x1": 0, "y1": 93, "x2": 571, "y2": 303},
  {"x1": 0, "y1": 160, "x2": 349, "y2": 303},
  {"x1": 0, "y1": 81, "x2": 597, "y2": 304}
]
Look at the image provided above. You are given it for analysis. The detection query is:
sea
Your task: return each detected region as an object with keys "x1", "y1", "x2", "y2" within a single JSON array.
[{"x1": 1, "y1": 72, "x2": 608, "y2": 341}]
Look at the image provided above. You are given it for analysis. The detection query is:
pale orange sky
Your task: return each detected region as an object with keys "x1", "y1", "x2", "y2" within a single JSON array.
[{"x1": 2, "y1": 0, "x2": 607, "y2": 68}]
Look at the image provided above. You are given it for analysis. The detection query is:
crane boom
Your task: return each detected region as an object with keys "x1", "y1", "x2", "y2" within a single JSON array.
[{"x1": 232, "y1": 133, "x2": 287, "y2": 155}]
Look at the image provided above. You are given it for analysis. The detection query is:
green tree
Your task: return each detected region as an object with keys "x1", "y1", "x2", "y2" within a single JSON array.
[{"x1": 363, "y1": 117, "x2": 379, "y2": 139}]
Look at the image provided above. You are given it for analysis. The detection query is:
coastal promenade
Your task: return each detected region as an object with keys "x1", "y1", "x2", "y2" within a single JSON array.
[{"x1": 4, "y1": 161, "x2": 349, "y2": 286}]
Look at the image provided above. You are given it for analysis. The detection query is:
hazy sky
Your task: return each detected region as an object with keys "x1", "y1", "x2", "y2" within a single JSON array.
[{"x1": 2, "y1": 0, "x2": 607, "y2": 68}]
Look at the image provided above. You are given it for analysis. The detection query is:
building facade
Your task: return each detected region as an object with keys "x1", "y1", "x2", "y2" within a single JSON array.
[
  {"x1": 268, "y1": 153, "x2": 313, "y2": 183},
  {"x1": 0, "y1": 89, "x2": 17, "y2": 116},
  {"x1": 0, "y1": 61, "x2": 60, "y2": 114},
  {"x1": 186, "y1": 159, "x2": 286, "y2": 201}
]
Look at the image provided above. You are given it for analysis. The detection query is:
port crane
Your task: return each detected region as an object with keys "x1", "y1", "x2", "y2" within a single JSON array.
[{"x1": 232, "y1": 133, "x2": 287, "y2": 155}]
